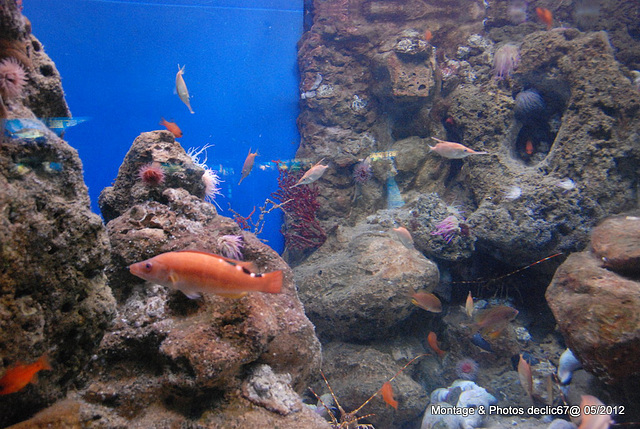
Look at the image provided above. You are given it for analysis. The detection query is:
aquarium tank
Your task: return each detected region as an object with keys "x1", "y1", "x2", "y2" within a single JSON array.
[{"x1": 1, "y1": 0, "x2": 639, "y2": 428}]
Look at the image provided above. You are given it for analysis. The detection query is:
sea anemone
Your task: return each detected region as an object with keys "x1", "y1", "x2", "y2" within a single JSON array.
[
  {"x1": 493, "y1": 43, "x2": 520, "y2": 79},
  {"x1": 514, "y1": 89, "x2": 545, "y2": 121},
  {"x1": 0, "y1": 57, "x2": 27, "y2": 99},
  {"x1": 352, "y1": 160, "x2": 372, "y2": 184},
  {"x1": 455, "y1": 358, "x2": 479, "y2": 381},
  {"x1": 431, "y1": 215, "x2": 461, "y2": 243},
  {"x1": 217, "y1": 234, "x2": 244, "y2": 260},
  {"x1": 202, "y1": 167, "x2": 222, "y2": 202},
  {"x1": 138, "y1": 162, "x2": 165, "y2": 186}
]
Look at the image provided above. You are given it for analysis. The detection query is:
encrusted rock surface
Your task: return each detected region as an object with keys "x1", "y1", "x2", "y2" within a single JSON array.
[
  {"x1": 295, "y1": 221, "x2": 439, "y2": 342},
  {"x1": 0, "y1": 1, "x2": 116, "y2": 426},
  {"x1": 83, "y1": 131, "x2": 324, "y2": 427},
  {"x1": 590, "y1": 212, "x2": 640, "y2": 275}
]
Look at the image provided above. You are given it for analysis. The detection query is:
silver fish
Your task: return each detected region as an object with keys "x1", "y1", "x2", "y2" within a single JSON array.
[
  {"x1": 291, "y1": 159, "x2": 328, "y2": 187},
  {"x1": 558, "y1": 348, "x2": 582, "y2": 384},
  {"x1": 176, "y1": 64, "x2": 194, "y2": 114}
]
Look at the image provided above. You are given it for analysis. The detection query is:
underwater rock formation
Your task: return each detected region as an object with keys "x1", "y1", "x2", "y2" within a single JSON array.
[
  {"x1": 0, "y1": 2, "x2": 116, "y2": 427},
  {"x1": 295, "y1": 221, "x2": 439, "y2": 342},
  {"x1": 87, "y1": 131, "x2": 324, "y2": 427},
  {"x1": 546, "y1": 213, "x2": 640, "y2": 387}
]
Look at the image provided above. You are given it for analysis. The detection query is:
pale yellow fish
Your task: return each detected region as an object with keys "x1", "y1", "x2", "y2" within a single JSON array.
[
  {"x1": 176, "y1": 64, "x2": 194, "y2": 114},
  {"x1": 429, "y1": 137, "x2": 488, "y2": 159},
  {"x1": 291, "y1": 159, "x2": 329, "y2": 187},
  {"x1": 465, "y1": 291, "x2": 474, "y2": 318},
  {"x1": 238, "y1": 148, "x2": 259, "y2": 185},
  {"x1": 392, "y1": 226, "x2": 414, "y2": 249}
]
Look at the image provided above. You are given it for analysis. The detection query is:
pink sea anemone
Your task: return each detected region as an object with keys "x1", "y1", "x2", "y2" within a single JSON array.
[
  {"x1": 138, "y1": 162, "x2": 165, "y2": 186},
  {"x1": 494, "y1": 43, "x2": 520, "y2": 79},
  {"x1": 217, "y1": 234, "x2": 244, "y2": 260},
  {"x1": 455, "y1": 358, "x2": 479, "y2": 380},
  {"x1": 202, "y1": 167, "x2": 222, "y2": 202},
  {"x1": 431, "y1": 215, "x2": 461, "y2": 243},
  {"x1": 0, "y1": 57, "x2": 27, "y2": 99}
]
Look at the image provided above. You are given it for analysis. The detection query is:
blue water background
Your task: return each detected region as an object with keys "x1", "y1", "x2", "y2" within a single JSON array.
[{"x1": 25, "y1": 0, "x2": 303, "y2": 253}]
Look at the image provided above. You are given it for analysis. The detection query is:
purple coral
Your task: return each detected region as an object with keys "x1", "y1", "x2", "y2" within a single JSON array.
[
  {"x1": 494, "y1": 43, "x2": 520, "y2": 79},
  {"x1": 217, "y1": 234, "x2": 244, "y2": 260},
  {"x1": 431, "y1": 215, "x2": 461, "y2": 243}
]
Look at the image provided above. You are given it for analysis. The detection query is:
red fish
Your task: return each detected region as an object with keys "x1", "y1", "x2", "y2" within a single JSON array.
[
  {"x1": 525, "y1": 139, "x2": 534, "y2": 155},
  {"x1": 160, "y1": 118, "x2": 182, "y2": 138},
  {"x1": 0, "y1": 354, "x2": 52, "y2": 395},
  {"x1": 411, "y1": 292, "x2": 442, "y2": 313},
  {"x1": 238, "y1": 148, "x2": 258, "y2": 185},
  {"x1": 425, "y1": 30, "x2": 433, "y2": 42},
  {"x1": 427, "y1": 332, "x2": 446, "y2": 358},
  {"x1": 429, "y1": 137, "x2": 488, "y2": 159},
  {"x1": 536, "y1": 7, "x2": 553, "y2": 30},
  {"x1": 380, "y1": 382, "x2": 398, "y2": 410},
  {"x1": 129, "y1": 250, "x2": 283, "y2": 299}
]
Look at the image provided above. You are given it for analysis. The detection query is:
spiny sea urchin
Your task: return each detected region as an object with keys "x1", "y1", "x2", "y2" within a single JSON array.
[{"x1": 0, "y1": 57, "x2": 27, "y2": 99}]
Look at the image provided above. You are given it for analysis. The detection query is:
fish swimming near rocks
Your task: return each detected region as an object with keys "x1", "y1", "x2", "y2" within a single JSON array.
[
  {"x1": 238, "y1": 148, "x2": 258, "y2": 185},
  {"x1": 470, "y1": 305, "x2": 519, "y2": 338},
  {"x1": 429, "y1": 137, "x2": 488, "y2": 159},
  {"x1": 518, "y1": 354, "x2": 533, "y2": 403},
  {"x1": 427, "y1": 332, "x2": 446, "y2": 358},
  {"x1": 290, "y1": 159, "x2": 328, "y2": 187},
  {"x1": 380, "y1": 382, "x2": 398, "y2": 410},
  {"x1": 176, "y1": 64, "x2": 194, "y2": 114},
  {"x1": 411, "y1": 292, "x2": 442, "y2": 313},
  {"x1": 129, "y1": 250, "x2": 283, "y2": 299},
  {"x1": 558, "y1": 348, "x2": 582, "y2": 384},
  {"x1": 0, "y1": 354, "x2": 52, "y2": 395},
  {"x1": 577, "y1": 395, "x2": 613, "y2": 429},
  {"x1": 465, "y1": 291, "x2": 474, "y2": 318},
  {"x1": 391, "y1": 226, "x2": 414, "y2": 249},
  {"x1": 160, "y1": 118, "x2": 182, "y2": 138}
]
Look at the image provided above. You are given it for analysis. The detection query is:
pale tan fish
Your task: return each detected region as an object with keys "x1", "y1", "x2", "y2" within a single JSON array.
[
  {"x1": 517, "y1": 354, "x2": 533, "y2": 403},
  {"x1": 176, "y1": 64, "x2": 194, "y2": 114},
  {"x1": 429, "y1": 137, "x2": 488, "y2": 159},
  {"x1": 391, "y1": 226, "x2": 414, "y2": 249},
  {"x1": 238, "y1": 148, "x2": 258, "y2": 185},
  {"x1": 577, "y1": 395, "x2": 613, "y2": 429},
  {"x1": 290, "y1": 159, "x2": 329, "y2": 187}
]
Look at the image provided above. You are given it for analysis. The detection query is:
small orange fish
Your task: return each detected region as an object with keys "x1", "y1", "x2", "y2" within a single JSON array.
[
  {"x1": 517, "y1": 354, "x2": 533, "y2": 402},
  {"x1": 129, "y1": 250, "x2": 282, "y2": 299},
  {"x1": 159, "y1": 118, "x2": 182, "y2": 138},
  {"x1": 380, "y1": 381, "x2": 398, "y2": 410},
  {"x1": 391, "y1": 226, "x2": 414, "y2": 249},
  {"x1": 465, "y1": 291, "x2": 474, "y2": 318},
  {"x1": 411, "y1": 292, "x2": 442, "y2": 313},
  {"x1": 427, "y1": 332, "x2": 446, "y2": 358},
  {"x1": 238, "y1": 148, "x2": 259, "y2": 185},
  {"x1": 525, "y1": 139, "x2": 534, "y2": 155},
  {"x1": 0, "y1": 354, "x2": 52, "y2": 395},
  {"x1": 470, "y1": 305, "x2": 518, "y2": 337},
  {"x1": 578, "y1": 395, "x2": 613, "y2": 429},
  {"x1": 536, "y1": 7, "x2": 553, "y2": 30},
  {"x1": 291, "y1": 159, "x2": 329, "y2": 187},
  {"x1": 425, "y1": 29, "x2": 433, "y2": 42},
  {"x1": 429, "y1": 137, "x2": 488, "y2": 159}
]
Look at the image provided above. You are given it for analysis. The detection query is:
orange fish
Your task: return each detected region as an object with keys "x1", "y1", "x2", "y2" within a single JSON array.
[
  {"x1": 425, "y1": 29, "x2": 433, "y2": 42},
  {"x1": 517, "y1": 354, "x2": 533, "y2": 402},
  {"x1": 578, "y1": 395, "x2": 613, "y2": 429},
  {"x1": 427, "y1": 332, "x2": 446, "y2": 358},
  {"x1": 129, "y1": 250, "x2": 283, "y2": 299},
  {"x1": 391, "y1": 226, "x2": 414, "y2": 249},
  {"x1": 470, "y1": 305, "x2": 519, "y2": 338},
  {"x1": 465, "y1": 291, "x2": 474, "y2": 318},
  {"x1": 238, "y1": 148, "x2": 258, "y2": 185},
  {"x1": 0, "y1": 354, "x2": 52, "y2": 395},
  {"x1": 380, "y1": 381, "x2": 398, "y2": 410},
  {"x1": 536, "y1": 7, "x2": 553, "y2": 30},
  {"x1": 159, "y1": 118, "x2": 182, "y2": 138},
  {"x1": 429, "y1": 137, "x2": 488, "y2": 159},
  {"x1": 525, "y1": 139, "x2": 534, "y2": 155},
  {"x1": 411, "y1": 292, "x2": 442, "y2": 313}
]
